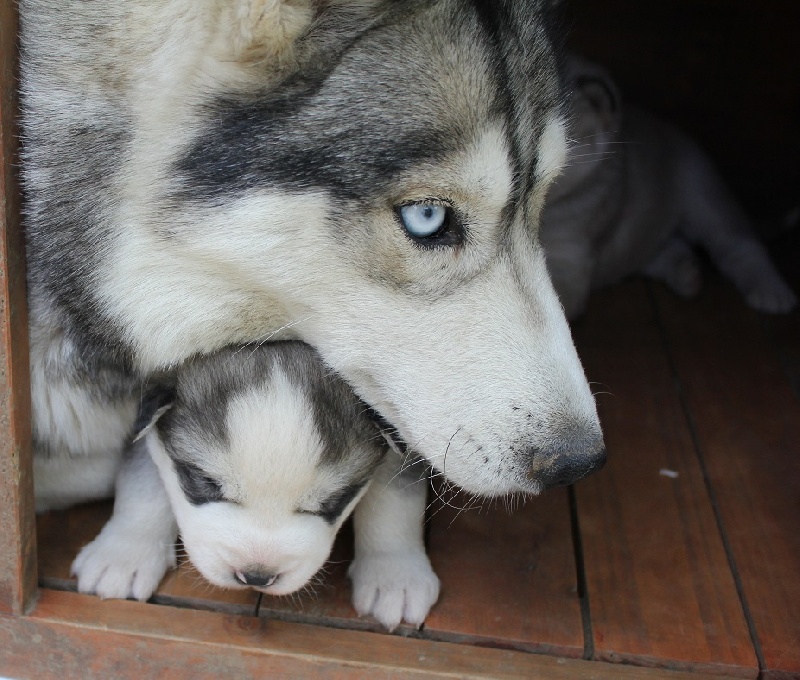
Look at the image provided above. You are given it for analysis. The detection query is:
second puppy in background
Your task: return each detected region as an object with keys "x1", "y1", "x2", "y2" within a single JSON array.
[
  {"x1": 71, "y1": 342, "x2": 440, "y2": 631},
  {"x1": 541, "y1": 56, "x2": 797, "y2": 319}
]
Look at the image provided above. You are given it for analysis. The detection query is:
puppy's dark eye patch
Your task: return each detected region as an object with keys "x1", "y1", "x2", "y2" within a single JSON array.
[
  {"x1": 174, "y1": 460, "x2": 226, "y2": 506},
  {"x1": 300, "y1": 481, "x2": 367, "y2": 525}
]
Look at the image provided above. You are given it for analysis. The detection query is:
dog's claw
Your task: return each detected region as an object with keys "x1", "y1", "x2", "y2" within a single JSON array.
[
  {"x1": 71, "y1": 519, "x2": 176, "y2": 601},
  {"x1": 348, "y1": 551, "x2": 440, "y2": 632}
]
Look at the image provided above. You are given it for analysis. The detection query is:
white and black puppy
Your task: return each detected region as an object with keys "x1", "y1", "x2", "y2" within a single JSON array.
[
  {"x1": 541, "y1": 56, "x2": 797, "y2": 319},
  {"x1": 71, "y1": 342, "x2": 439, "y2": 631}
]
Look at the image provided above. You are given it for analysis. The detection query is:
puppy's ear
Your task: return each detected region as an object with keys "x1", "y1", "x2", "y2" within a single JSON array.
[
  {"x1": 133, "y1": 384, "x2": 176, "y2": 443},
  {"x1": 575, "y1": 74, "x2": 620, "y2": 123},
  {"x1": 565, "y1": 55, "x2": 622, "y2": 138}
]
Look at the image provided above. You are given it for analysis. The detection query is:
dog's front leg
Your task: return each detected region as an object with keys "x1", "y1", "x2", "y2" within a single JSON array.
[
  {"x1": 348, "y1": 450, "x2": 440, "y2": 631},
  {"x1": 71, "y1": 438, "x2": 178, "y2": 601}
]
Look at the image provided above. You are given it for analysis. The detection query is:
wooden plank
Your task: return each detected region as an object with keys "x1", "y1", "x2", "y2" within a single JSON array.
[
  {"x1": 424, "y1": 487, "x2": 584, "y2": 657},
  {"x1": 572, "y1": 280, "x2": 758, "y2": 677},
  {"x1": 654, "y1": 277, "x2": 800, "y2": 678},
  {"x1": 37, "y1": 501, "x2": 260, "y2": 615},
  {"x1": 0, "y1": 0, "x2": 37, "y2": 617},
  {"x1": 0, "y1": 589, "x2": 747, "y2": 680}
]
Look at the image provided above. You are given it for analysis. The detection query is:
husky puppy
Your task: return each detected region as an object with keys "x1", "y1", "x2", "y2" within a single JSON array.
[
  {"x1": 21, "y1": 0, "x2": 606, "y2": 510},
  {"x1": 541, "y1": 56, "x2": 797, "y2": 319},
  {"x1": 71, "y1": 342, "x2": 439, "y2": 631}
]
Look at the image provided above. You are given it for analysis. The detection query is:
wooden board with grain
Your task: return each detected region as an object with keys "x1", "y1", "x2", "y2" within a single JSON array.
[
  {"x1": 654, "y1": 278, "x2": 800, "y2": 679},
  {"x1": 423, "y1": 487, "x2": 584, "y2": 657},
  {"x1": 572, "y1": 280, "x2": 758, "y2": 677},
  {"x1": 0, "y1": 589, "x2": 749, "y2": 680}
]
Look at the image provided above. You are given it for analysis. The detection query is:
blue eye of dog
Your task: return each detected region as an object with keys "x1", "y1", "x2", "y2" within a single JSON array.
[
  {"x1": 174, "y1": 460, "x2": 226, "y2": 506},
  {"x1": 399, "y1": 203, "x2": 446, "y2": 237},
  {"x1": 396, "y1": 201, "x2": 462, "y2": 247}
]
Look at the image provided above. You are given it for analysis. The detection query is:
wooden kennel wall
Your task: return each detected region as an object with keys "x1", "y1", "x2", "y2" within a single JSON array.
[{"x1": 2, "y1": 1, "x2": 799, "y2": 678}]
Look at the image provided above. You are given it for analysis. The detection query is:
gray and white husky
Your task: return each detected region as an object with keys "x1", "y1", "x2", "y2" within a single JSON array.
[
  {"x1": 541, "y1": 56, "x2": 797, "y2": 319},
  {"x1": 22, "y1": 0, "x2": 605, "y2": 625},
  {"x1": 71, "y1": 342, "x2": 438, "y2": 630}
]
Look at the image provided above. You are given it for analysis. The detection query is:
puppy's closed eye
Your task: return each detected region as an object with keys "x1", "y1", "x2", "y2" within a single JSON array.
[
  {"x1": 300, "y1": 481, "x2": 367, "y2": 525},
  {"x1": 174, "y1": 460, "x2": 227, "y2": 505}
]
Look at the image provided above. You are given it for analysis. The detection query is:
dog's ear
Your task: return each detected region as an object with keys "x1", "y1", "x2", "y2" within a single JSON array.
[
  {"x1": 133, "y1": 384, "x2": 176, "y2": 443},
  {"x1": 564, "y1": 55, "x2": 622, "y2": 139}
]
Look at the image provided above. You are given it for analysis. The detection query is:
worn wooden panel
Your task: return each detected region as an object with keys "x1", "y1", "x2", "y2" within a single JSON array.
[
  {"x1": 0, "y1": 589, "x2": 747, "y2": 680},
  {"x1": 424, "y1": 487, "x2": 584, "y2": 657},
  {"x1": 654, "y1": 278, "x2": 800, "y2": 678},
  {"x1": 0, "y1": 0, "x2": 37, "y2": 616},
  {"x1": 573, "y1": 281, "x2": 758, "y2": 677}
]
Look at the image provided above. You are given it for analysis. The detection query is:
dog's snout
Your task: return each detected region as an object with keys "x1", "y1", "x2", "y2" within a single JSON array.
[
  {"x1": 235, "y1": 569, "x2": 279, "y2": 588},
  {"x1": 528, "y1": 429, "x2": 606, "y2": 489}
]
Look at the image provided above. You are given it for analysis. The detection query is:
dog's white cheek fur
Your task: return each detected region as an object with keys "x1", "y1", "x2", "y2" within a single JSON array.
[
  {"x1": 349, "y1": 453, "x2": 439, "y2": 631},
  {"x1": 71, "y1": 442, "x2": 178, "y2": 600}
]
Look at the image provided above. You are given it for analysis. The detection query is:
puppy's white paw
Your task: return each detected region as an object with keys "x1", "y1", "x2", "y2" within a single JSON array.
[
  {"x1": 348, "y1": 551, "x2": 440, "y2": 632},
  {"x1": 71, "y1": 521, "x2": 176, "y2": 601}
]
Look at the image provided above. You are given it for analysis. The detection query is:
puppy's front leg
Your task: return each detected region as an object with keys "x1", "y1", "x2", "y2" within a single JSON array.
[
  {"x1": 72, "y1": 438, "x2": 178, "y2": 601},
  {"x1": 348, "y1": 450, "x2": 440, "y2": 631}
]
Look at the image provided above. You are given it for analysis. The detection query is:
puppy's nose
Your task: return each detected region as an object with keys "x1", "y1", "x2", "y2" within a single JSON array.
[
  {"x1": 529, "y1": 428, "x2": 606, "y2": 489},
  {"x1": 235, "y1": 569, "x2": 279, "y2": 588}
]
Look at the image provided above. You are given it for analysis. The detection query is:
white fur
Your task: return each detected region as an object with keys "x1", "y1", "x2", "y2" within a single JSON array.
[{"x1": 30, "y1": 321, "x2": 137, "y2": 511}]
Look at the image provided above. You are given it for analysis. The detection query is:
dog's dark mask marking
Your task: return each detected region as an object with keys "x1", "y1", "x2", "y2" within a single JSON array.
[
  {"x1": 300, "y1": 480, "x2": 369, "y2": 525},
  {"x1": 173, "y1": 460, "x2": 227, "y2": 506}
]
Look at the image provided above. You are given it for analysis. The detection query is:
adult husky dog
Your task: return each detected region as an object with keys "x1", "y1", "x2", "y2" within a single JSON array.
[{"x1": 22, "y1": 1, "x2": 604, "y2": 549}]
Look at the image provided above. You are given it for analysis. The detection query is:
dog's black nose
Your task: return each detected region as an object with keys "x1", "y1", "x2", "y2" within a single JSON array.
[
  {"x1": 235, "y1": 569, "x2": 279, "y2": 588},
  {"x1": 528, "y1": 428, "x2": 606, "y2": 489}
]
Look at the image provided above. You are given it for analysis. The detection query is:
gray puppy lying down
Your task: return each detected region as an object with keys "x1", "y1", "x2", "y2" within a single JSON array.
[
  {"x1": 541, "y1": 57, "x2": 797, "y2": 320},
  {"x1": 71, "y1": 342, "x2": 439, "y2": 631}
]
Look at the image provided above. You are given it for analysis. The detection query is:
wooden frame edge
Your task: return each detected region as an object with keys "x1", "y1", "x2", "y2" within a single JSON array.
[
  {"x1": 0, "y1": 590, "x2": 744, "y2": 680},
  {"x1": 0, "y1": 0, "x2": 38, "y2": 618}
]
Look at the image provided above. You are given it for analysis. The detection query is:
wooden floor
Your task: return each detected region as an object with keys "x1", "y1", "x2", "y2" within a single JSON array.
[{"x1": 35, "y1": 264, "x2": 800, "y2": 680}]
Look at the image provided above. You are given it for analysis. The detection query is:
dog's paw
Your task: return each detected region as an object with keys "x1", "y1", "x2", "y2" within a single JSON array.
[
  {"x1": 71, "y1": 521, "x2": 176, "y2": 601},
  {"x1": 348, "y1": 551, "x2": 440, "y2": 632},
  {"x1": 744, "y1": 276, "x2": 797, "y2": 314}
]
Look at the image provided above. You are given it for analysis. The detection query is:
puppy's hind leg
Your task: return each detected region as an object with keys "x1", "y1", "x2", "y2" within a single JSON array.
[
  {"x1": 642, "y1": 234, "x2": 703, "y2": 298},
  {"x1": 677, "y1": 146, "x2": 797, "y2": 313},
  {"x1": 348, "y1": 449, "x2": 440, "y2": 631},
  {"x1": 72, "y1": 439, "x2": 178, "y2": 601}
]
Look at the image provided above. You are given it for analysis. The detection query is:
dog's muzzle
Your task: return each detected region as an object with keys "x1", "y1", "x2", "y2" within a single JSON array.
[{"x1": 529, "y1": 429, "x2": 607, "y2": 489}]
